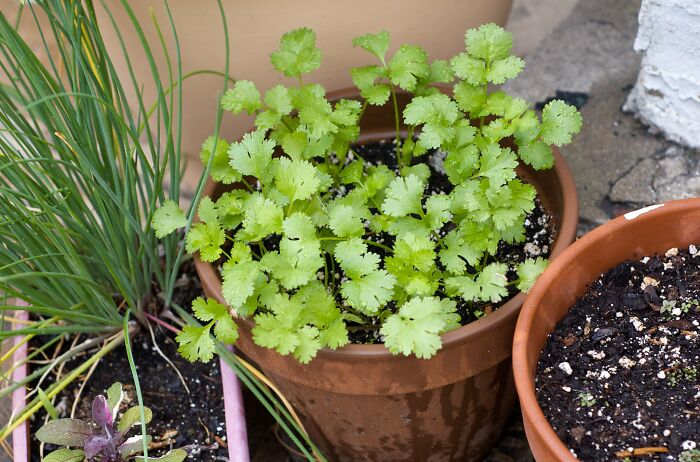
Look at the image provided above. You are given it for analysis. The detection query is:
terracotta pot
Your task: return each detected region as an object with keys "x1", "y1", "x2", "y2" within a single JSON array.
[
  {"x1": 95, "y1": 0, "x2": 512, "y2": 158},
  {"x1": 195, "y1": 88, "x2": 579, "y2": 461},
  {"x1": 513, "y1": 199, "x2": 700, "y2": 462}
]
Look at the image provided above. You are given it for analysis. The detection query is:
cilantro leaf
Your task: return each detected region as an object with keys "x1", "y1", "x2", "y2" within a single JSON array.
[
  {"x1": 519, "y1": 140, "x2": 554, "y2": 170},
  {"x1": 191, "y1": 297, "x2": 238, "y2": 344},
  {"x1": 328, "y1": 204, "x2": 365, "y2": 238},
  {"x1": 197, "y1": 196, "x2": 218, "y2": 224},
  {"x1": 335, "y1": 238, "x2": 395, "y2": 313},
  {"x1": 228, "y1": 130, "x2": 276, "y2": 183},
  {"x1": 477, "y1": 144, "x2": 519, "y2": 187},
  {"x1": 262, "y1": 238, "x2": 324, "y2": 290},
  {"x1": 477, "y1": 262, "x2": 509, "y2": 302},
  {"x1": 274, "y1": 158, "x2": 321, "y2": 203},
  {"x1": 238, "y1": 195, "x2": 283, "y2": 242},
  {"x1": 403, "y1": 94, "x2": 461, "y2": 148},
  {"x1": 352, "y1": 31, "x2": 390, "y2": 62},
  {"x1": 465, "y1": 23, "x2": 513, "y2": 62},
  {"x1": 221, "y1": 80, "x2": 261, "y2": 115},
  {"x1": 380, "y1": 296, "x2": 459, "y2": 359},
  {"x1": 450, "y1": 52, "x2": 486, "y2": 85},
  {"x1": 453, "y1": 81, "x2": 487, "y2": 115},
  {"x1": 264, "y1": 84, "x2": 293, "y2": 115},
  {"x1": 439, "y1": 229, "x2": 484, "y2": 274},
  {"x1": 487, "y1": 55, "x2": 524, "y2": 84},
  {"x1": 516, "y1": 257, "x2": 548, "y2": 292},
  {"x1": 392, "y1": 233, "x2": 436, "y2": 272},
  {"x1": 282, "y1": 212, "x2": 316, "y2": 240},
  {"x1": 152, "y1": 200, "x2": 186, "y2": 238},
  {"x1": 185, "y1": 222, "x2": 225, "y2": 262},
  {"x1": 381, "y1": 174, "x2": 425, "y2": 217},
  {"x1": 388, "y1": 44, "x2": 430, "y2": 91},
  {"x1": 200, "y1": 136, "x2": 240, "y2": 184},
  {"x1": 221, "y1": 260, "x2": 263, "y2": 308},
  {"x1": 270, "y1": 28, "x2": 322, "y2": 77},
  {"x1": 351, "y1": 65, "x2": 390, "y2": 105},
  {"x1": 541, "y1": 100, "x2": 582, "y2": 146},
  {"x1": 176, "y1": 325, "x2": 215, "y2": 362}
]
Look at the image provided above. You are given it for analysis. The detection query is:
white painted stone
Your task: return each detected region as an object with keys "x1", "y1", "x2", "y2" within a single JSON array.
[{"x1": 624, "y1": 0, "x2": 700, "y2": 147}]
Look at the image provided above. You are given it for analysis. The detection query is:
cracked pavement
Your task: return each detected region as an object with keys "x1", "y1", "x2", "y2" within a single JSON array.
[{"x1": 505, "y1": 0, "x2": 699, "y2": 235}]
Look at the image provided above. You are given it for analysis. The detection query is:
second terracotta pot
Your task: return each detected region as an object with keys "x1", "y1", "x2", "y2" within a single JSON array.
[
  {"x1": 196, "y1": 89, "x2": 579, "y2": 462},
  {"x1": 513, "y1": 199, "x2": 700, "y2": 462}
]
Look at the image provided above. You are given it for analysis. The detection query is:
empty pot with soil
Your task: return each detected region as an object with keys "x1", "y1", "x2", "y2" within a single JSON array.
[{"x1": 513, "y1": 199, "x2": 700, "y2": 462}]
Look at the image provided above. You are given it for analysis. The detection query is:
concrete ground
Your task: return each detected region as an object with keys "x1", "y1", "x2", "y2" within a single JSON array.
[{"x1": 4, "y1": 0, "x2": 700, "y2": 460}]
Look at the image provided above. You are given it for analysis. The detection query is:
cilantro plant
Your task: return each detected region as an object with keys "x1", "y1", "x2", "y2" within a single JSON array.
[
  {"x1": 35, "y1": 383, "x2": 186, "y2": 462},
  {"x1": 156, "y1": 24, "x2": 582, "y2": 363}
]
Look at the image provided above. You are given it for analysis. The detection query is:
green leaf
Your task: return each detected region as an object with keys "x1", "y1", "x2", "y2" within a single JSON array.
[
  {"x1": 119, "y1": 435, "x2": 152, "y2": 457},
  {"x1": 340, "y1": 159, "x2": 364, "y2": 184},
  {"x1": 176, "y1": 325, "x2": 215, "y2": 362},
  {"x1": 331, "y1": 99, "x2": 363, "y2": 127},
  {"x1": 450, "y1": 52, "x2": 486, "y2": 85},
  {"x1": 136, "y1": 449, "x2": 188, "y2": 462},
  {"x1": 444, "y1": 143, "x2": 479, "y2": 185},
  {"x1": 403, "y1": 94, "x2": 461, "y2": 148},
  {"x1": 341, "y1": 270, "x2": 396, "y2": 314},
  {"x1": 425, "y1": 194, "x2": 452, "y2": 230},
  {"x1": 261, "y1": 238, "x2": 324, "y2": 290},
  {"x1": 352, "y1": 31, "x2": 390, "y2": 61},
  {"x1": 116, "y1": 406, "x2": 153, "y2": 433},
  {"x1": 453, "y1": 81, "x2": 487, "y2": 115},
  {"x1": 296, "y1": 87, "x2": 337, "y2": 140},
  {"x1": 487, "y1": 56, "x2": 524, "y2": 84},
  {"x1": 519, "y1": 140, "x2": 554, "y2": 170},
  {"x1": 200, "y1": 136, "x2": 240, "y2": 184},
  {"x1": 328, "y1": 204, "x2": 365, "y2": 238},
  {"x1": 477, "y1": 144, "x2": 518, "y2": 187},
  {"x1": 270, "y1": 27, "x2": 322, "y2": 77},
  {"x1": 513, "y1": 109, "x2": 541, "y2": 145},
  {"x1": 228, "y1": 130, "x2": 276, "y2": 183},
  {"x1": 478, "y1": 262, "x2": 509, "y2": 302},
  {"x1": 215, "y1": 190, "x2": 248, "y2": 230},
  {"x1": 191, "y1": 297, "x2": 238, "y2": 344},
  {"x1": 36, "y1": 419, "x2": 92, "y2": 446},
  {"x1": 152, "y1": 200, "x2": 186, "y2": 238},
  {"x1": 541, "y1": 100, "x2": 582, "y2": 146},
  {"x1": 351, "y1": 65, "x2": 390, "y2": 105},
  {"x1": 439, "y1": 229, "x2": 483, "y2": 275},
  {"x1": 42, "y1": 449, "x2": 85, "y2": 462},
  {"x1": 197, "y1": 196, "x2": 218, "y2": 224},
  {"x1": 274, "y1": 157, "x2": 321, "y2": 203},
  {"x1": 516, "y1": 257, "x2": 548, "y2": 292},
  {"x1": 185, "y1": 222, "x2": 225, "y2": 262},
  {"x1": 221, "y1": 80, "x2": 261, "y2": 115},
  {"x1": 392, "y1": 233, "x2": 436, "y2": 272},
  {"x1": 388, "y1": 44, "x2": 430, "y2": 91},
  {"x1": 444, "y1": 274, "x2": 481, "y2": 302},
  {"x1": 106, "y1": 382, "x2": 123, "y2": 419},
  {"x1": 283, "y1": 212, "x2": 317, "y2": 240},
  {"x1": 428, "y1": 60, "x2": 454, "y2": 83},
  {"x1": 264, "y1": 84, "x2": 293, "y2": 115},
  {"x1": 238, "y1": 195, "x2": 283, "y2": 242},
  {"x1": 380, "y1": 296, "x2": 459, "y2": 359},
  {"x1": 381, "y1": 174, "x2": 425, "y2": 217},
  {"x1": 465, "y1": 23, "x2": 513, "y2": 62},
  {"x1": 221, "y1": 260, "x2": 263, "y2": 308}
]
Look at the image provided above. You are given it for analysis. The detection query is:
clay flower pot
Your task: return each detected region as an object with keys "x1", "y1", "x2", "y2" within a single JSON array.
[
  {"x1": 195, "y1": 88, "x2": 579, "y2": 461},
  {"x1": 513, "y1": 199, "x2": 700, "y2": 462}
]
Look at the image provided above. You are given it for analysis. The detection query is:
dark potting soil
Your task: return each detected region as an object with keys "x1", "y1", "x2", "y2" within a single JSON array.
[
  {"x1": 536, "y1": 246, "x2": 700, "y2": 461},
  {"x1": 28, "y1": 260, "x2": 282, "y2": 461}
]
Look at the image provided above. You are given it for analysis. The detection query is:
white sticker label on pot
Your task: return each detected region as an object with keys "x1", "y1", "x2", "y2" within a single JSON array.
[{"x1": 624, "y1": 203, "x2": 664, "y2": 220}]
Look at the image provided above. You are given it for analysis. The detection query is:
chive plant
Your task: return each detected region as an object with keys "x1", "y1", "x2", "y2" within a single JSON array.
[{"x1": 0, "y1": 1, "x2": 322, "y2": 460}]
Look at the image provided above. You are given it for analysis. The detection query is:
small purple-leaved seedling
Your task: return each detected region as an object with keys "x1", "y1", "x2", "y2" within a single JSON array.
[{"x1": 36, "y1": 382, "x2": 186, "y2": 462}]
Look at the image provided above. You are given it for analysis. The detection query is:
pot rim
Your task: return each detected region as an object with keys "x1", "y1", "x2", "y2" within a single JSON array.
[
  {"x1": 195, "y1": 86, "x2": 579, "y2": 361},
  {"x1": 513, "y1": 198, "x2": 700, "y2": 462}
]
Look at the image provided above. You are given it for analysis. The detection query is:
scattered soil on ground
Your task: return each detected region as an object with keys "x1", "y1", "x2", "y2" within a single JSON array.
[{"x1": 536, "y1": 246, "x2": 700, "y2": 461}]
